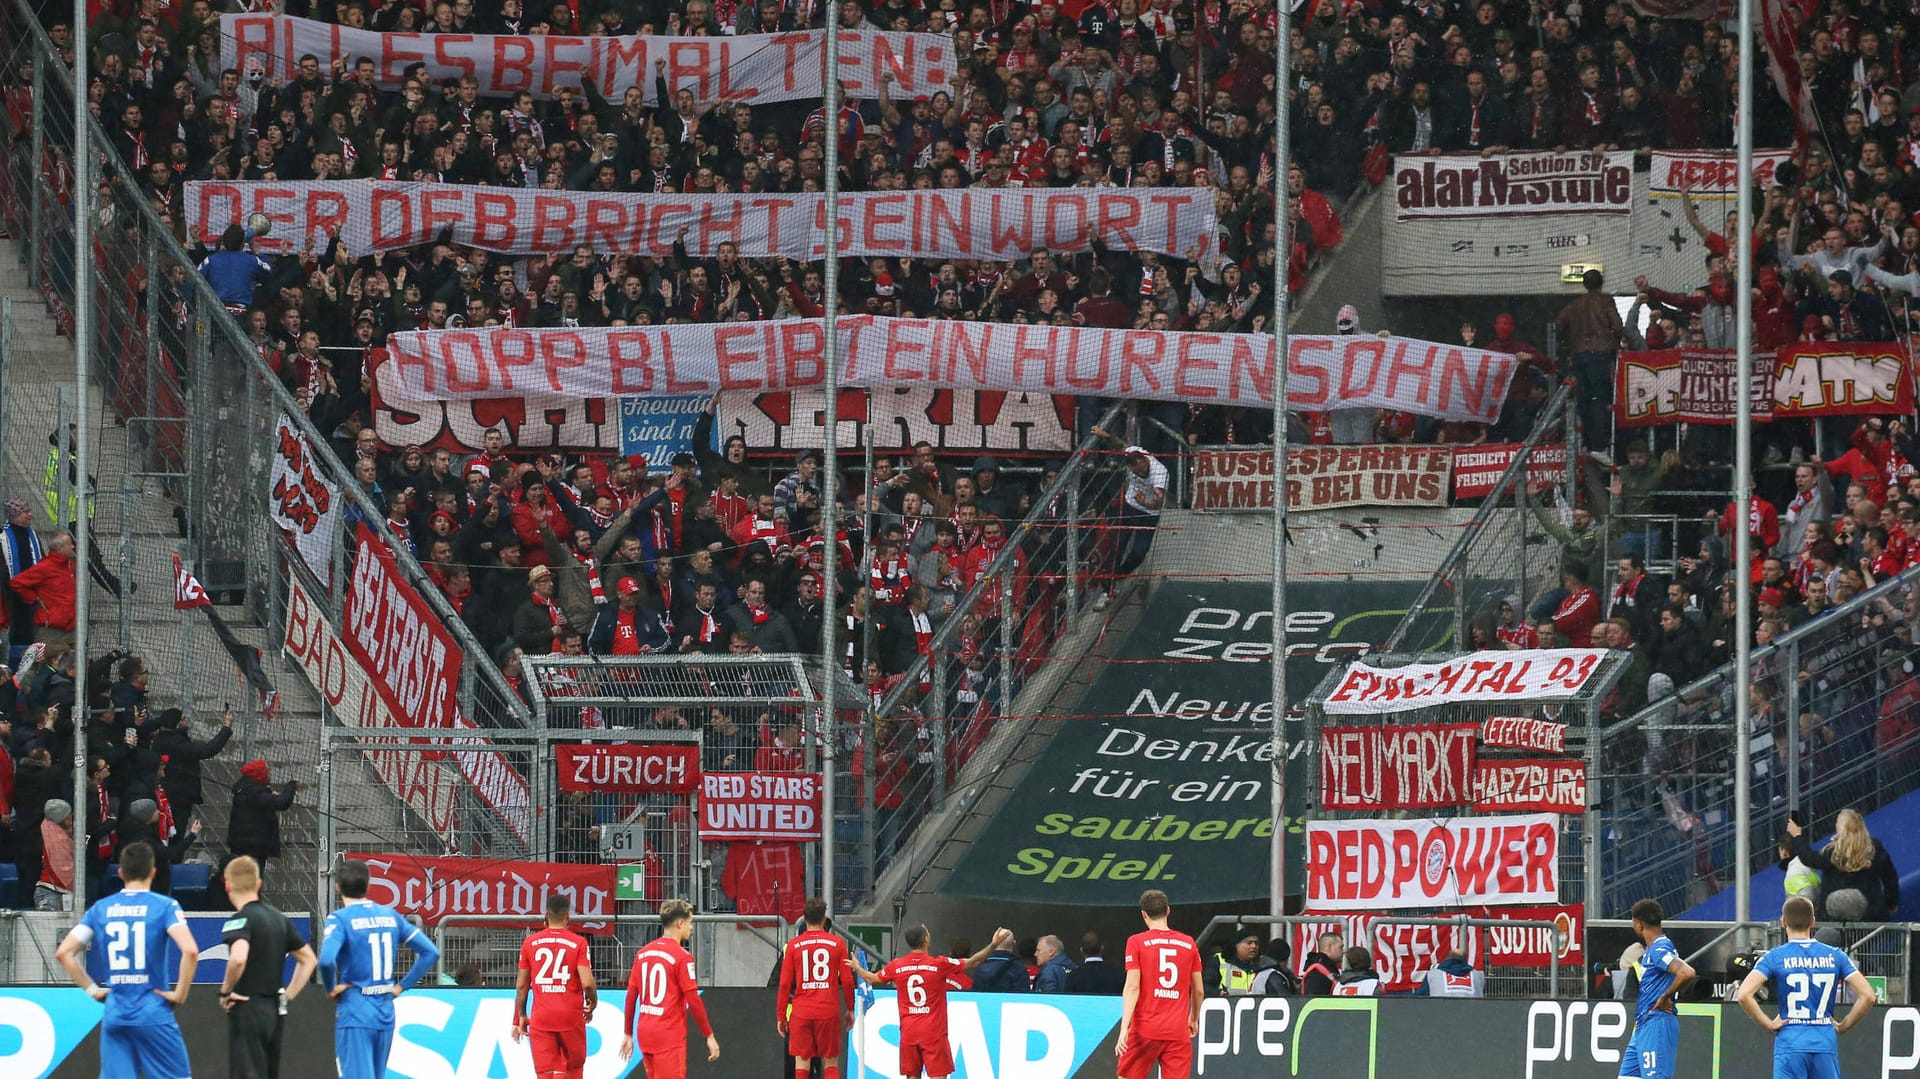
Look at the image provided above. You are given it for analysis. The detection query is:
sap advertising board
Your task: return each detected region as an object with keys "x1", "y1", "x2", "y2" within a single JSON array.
[{"x1": 6, "y1": 988, "x2": 1920, "y2": 1079}]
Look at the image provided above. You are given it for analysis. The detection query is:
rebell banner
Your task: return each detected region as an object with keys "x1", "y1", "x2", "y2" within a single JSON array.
[
  {"x1": 222, "y1": 15, "x2": 955, "y2": 103},
  {"x1": 699, "y1": 772, "x2": 822, "y2": 841},
  {"x1": 342, "y1": 523, "x2": 462, "y2": 729},
  {"x1": 1472, "y1": 759, "x2": 1588, "y2": 814},
  {"x1": 618, "y1": 394, "x2": 710, "y2": 468},
  {"x1": 556, "y1": 743, "x2": 701, "y2": 794},
  {"x1": 1393, "y1": 151, "x2": 1634, "y2": 220},
  {"x1": 344, "y1": 853, "x2": 616, "y2": 930},
  {"x1": 1647, "y1": 149, "x2": 1794, "y2": 200},
  {"x1": 1322, "y1": 650, "x2": 1609, "y2": 715},
  {"x1": 720, "y1": 387, "x2": 1076, "y2": 455},
  {"x1": 1304, "y1": 814, "x2": 1561, "y2": 910},
  {"x1": 283, "y1": 572, "x2": 461, "y2": 845},
  {"x1": 384, "y1": 318, "x2": 1518, "y2": 423},
  {"x1": 267, "y1": 415, "x2": 340, "y2": 587},
  {"x1": 185, "y1": 182, "x2": 1218, "y2": 263},
  {"x1": 1615, "y1": 345, "x2": 1916, "y2": 426},
  {"x1": 1452, "y1": 443, "x2": 1568, "y2": 500},
  {"x1": 1190, "y1": 446, "x2": 1452, "y2": 512},
  {"x1": 1318, "y1": 723, "x2": 1478, "y2": 810}
]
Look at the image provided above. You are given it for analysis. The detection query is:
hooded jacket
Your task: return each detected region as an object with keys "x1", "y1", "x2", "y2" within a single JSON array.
[{"x1": 228, "y1": 762, "x2": 295, "y2": 859}]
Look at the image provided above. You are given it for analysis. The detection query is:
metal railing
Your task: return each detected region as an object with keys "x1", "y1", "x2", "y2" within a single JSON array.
[
  {"x1": 1383, "y1": 382, "x2": 1578, "y2": 651},
  {"x1": 1594, "y1": 566, "x2": 1920, "y2": 919},
  {"x1": 1586, "y1": 918, "x2": 1912, "y2": 1004},
  {"x1": 430, "y1": 912, "x2": 794, "y2": 989}
]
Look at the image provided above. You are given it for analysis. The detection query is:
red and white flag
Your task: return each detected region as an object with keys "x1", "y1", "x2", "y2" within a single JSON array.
[
  {"x1": 1758, "y1": 0, "x2": 1820, "y2": 140},
  {"x1": 173, "y1": 552, "x2": 211, "y2": 610}
]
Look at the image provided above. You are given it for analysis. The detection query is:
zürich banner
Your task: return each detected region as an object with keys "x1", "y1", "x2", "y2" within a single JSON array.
[
  {"x1": 221, "y1": 14, "x2": 955, "y2": 103},
  {"x1": 185, "y1": 182, "x2": 1218, "y2": 263},
  {"x1": 382, "y1": 318, "x2": 1518, "y2": 422},
  {"x1": 1615, "y1": 344, "x2": 1916, "y2": 425}
]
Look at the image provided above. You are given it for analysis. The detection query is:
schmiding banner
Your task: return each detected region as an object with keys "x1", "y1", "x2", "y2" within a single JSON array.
[
  {"x1": 221, "y1": 14, "x2": 954, "y2": 103},
  {"x1": 1191, "y1": 446, "x2": 1452, "y2": 511},
  {"x1": 184, "y1": 182, "x2": 1218, "y2": 263},
  {"x1": 384, "y1": 318, "x2": 1518, "y2": 422}
]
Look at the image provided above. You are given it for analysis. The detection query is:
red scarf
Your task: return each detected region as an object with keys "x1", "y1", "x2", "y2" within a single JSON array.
[
  {"x1": 871, "y1": 555, "x2": 913, "y2": 604},
  {"x1": 96, "y1": 785, "x2": 114, "y2": 859},
  {"x1": 912, "y1": 610, "x2": 933, "y2": 691},
  {"x1": 154, "y1": 783, "x2": 175, "y2": 842},
  {"x1": 534, "y1": 592, "x2": 564, "y2": 651},
  {"x1": 575, "y1": 551, "x2": 605, "y2": 604},
  {"x1": 693, "y1": 605, "x2": 720, "y2": 646}
]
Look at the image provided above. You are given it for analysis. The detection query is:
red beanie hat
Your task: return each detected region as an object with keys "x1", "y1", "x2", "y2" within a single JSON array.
[{"x1": 241, "y1": 759, "x2": 270, "y2": 784}]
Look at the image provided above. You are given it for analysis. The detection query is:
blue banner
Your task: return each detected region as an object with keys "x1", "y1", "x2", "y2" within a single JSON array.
[
  {"x1": 0, "y1": 989, "x2": 99, "y2": 1079},
  {"x1": 849, "y1": 991, "x2": 1120, "y2": 1079},
  {"x1": 618, "y1": 395, "x2": 712, "y2": 468}
]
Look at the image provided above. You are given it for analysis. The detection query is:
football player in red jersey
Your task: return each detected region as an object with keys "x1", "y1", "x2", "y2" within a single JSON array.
[
  {"x1": 621, "y1": 899, "x2": 720, "y2": 1079},
  {"x1": 511, "y1": 894, "x2": 597, "y2": 1079},
  {"x1": 1118, "y1": 889, "x2": 1203, "y2": 1079},
  {"x1": 777, "y1": 897, "x2": 854, "y2": 1079},
  {"x1": 850, "y1": 925, "x2": 1013, "y2": 1079}
]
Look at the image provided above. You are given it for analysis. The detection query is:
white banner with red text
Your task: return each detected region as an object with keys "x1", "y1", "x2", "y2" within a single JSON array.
[
  {"x1": 1481, "y1": 716, "x2": 1568, "y2": 753},
  {"x1": 342, "y1": 523, "x2": 463, "y2": 729},
  {"x1": 1318, "y1": 723, "x2": 1478, "y2": 810},
  {"x1": 1393, "y1": 151, "x2": 1634, "y2": 220},
  {"x1": 1304, "y1": 814, "x2": 1560, "y2": 910},
  {"x1": 1322, "y1": 649, "x2": 1609, "y2": 715},
  {"x1": 1292, "y1": 903, "x2": 1583, "y2": 990},
  {"x1": 1646, "y1": 149, "x2": 1794, "y2": 200},
  {"x1": 1450, "y1": 443, "x2": 1567, "y2": 500},
  {"x1": 268, "y1": 415, "x2": 340, "y2": 588},
  {"x1": 1473, "y1": 759, "x2": 1587, "y2": 814},
  {"x1": 719, "y1": 387, "x2": 1077, "y2": 455},
  {"x1": 1615, "y1": 345, "x2": 1917, "y2": 426},
  {"x1": 383, "y1": 318, "x2": 1518, "y2": 422},
  {"x1": 1190, "y1": 446, "x2": 1453, "y2": 512},
  {"x1": 184, "y1": 181, "x2": 1218, "y2": 264},
  {"x1": 556, "y1": 743, "x2": 701, "y2": 794},
  {"x1": 345, "y1": 853, "x2": 616, "y2": 932},
  {"x1": 221, "y1": 15, "x2": 954, "y2": 104},
  {"x1": 699, "y1": 772, "x2": 823, "y2": 841},
  {"x1": 283, "y1": 569, "x2": 460, "y2": 846}
]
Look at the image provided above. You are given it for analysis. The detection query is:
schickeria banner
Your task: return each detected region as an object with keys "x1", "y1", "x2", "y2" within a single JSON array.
[
  {"x1": 941, "y1": 580, "x2": 1449, "y2": 905},
  {"x1": 16, "y1": 988, "x2": 1920, "y2": 1079}
]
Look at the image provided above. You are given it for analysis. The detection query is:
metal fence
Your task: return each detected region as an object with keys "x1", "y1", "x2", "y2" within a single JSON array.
[
  {"x1": 429, "y1": 913, "x2": 793, "y2": 989},
  {"x1": 1593, "y1": 566, "x2": 1920, "y2": 919}
]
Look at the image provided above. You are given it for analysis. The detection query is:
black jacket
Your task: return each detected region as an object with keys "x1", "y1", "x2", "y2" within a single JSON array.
[
  {"x1": 227, "y1": 777, "x2": 296, "y2": 859},
  {"x1": 1794, "y1": 833, "x2": 1902, "y2": 921},
  {"x1": 151, "y1": 722, "x2": 232, "y2": 808},
  {"x1": 1063, "y1": 956, "x2": 1125, "y2": 995}
]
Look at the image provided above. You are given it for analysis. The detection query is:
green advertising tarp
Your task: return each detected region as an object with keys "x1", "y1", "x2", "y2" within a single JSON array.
[{"x1": 942, "y1": 580, "x2": 1446, "y2": 904}]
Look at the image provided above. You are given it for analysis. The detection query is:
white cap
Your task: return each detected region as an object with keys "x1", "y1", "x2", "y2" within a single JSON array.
[{"x1": 1124, "y1": 445, "x2": 1149, "y2": 458}]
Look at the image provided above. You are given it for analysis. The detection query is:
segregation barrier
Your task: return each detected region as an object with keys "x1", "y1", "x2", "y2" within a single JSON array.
[{"x1": 4, "y1": 988, "x2": 1918, "y2": 1079}]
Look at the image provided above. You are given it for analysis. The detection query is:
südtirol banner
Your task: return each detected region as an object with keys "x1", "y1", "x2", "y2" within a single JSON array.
[
  {"x1": 1392, "y1": 150, "x2": 1634, "y2": 220},
  {"x1": 383, "y1": 318, "x2": 1518, "y2": 422},
  {"x1": 1190, "y1": 446, "x2": 1452, "y2": 511},
  {"x1": 184, "y1": 182, "x2": 1218, "y2": 263},
  {"x1": 1615, "y1": 345, "x2": 1916, "y2": 425},
  {"x1": 941, "y1": 580, "x2": 1449, "y2": 905},
  {"x1": 221, "y1": 15, "x2": 954, "y2": 103}
]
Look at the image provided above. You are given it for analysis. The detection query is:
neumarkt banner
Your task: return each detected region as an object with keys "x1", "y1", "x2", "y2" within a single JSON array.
[{"x1": 943, "y1": 580, "x2": 1444, "y2": 904}]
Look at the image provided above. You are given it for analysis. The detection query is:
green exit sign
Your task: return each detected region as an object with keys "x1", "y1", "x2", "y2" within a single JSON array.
[{"x1": 614, "y1": 864, "x2": 647, "y2": 902}]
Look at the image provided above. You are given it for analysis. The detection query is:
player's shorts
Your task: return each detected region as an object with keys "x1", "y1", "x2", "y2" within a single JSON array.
[
  {"x1": 1118, "y1": 1036, "x2": 1193, "y2": 1079},
  {"x1": 642, "y1": 1044, "x2": 688, "y2": 1079},
  {"x1": 100, "y1": 1021, "x2": 191, "y2": 1079},
  {"x1": 528, "y1": 1027, "x2": 587, "y2": 1076},
  {"x1": 1774, "y1": 1051, "x2": 1841, "y2": 1079},
  {"x1": 787, "y1": 1016, "x2": 842, "y2": 1060},
  {"x1": 899, "y1": 1037, "x2": 956, "y2": 1078},
  {"x1": 1619, "y1": 1016, "x2": 1679, "y2": 1079},
  {"x1": 336, "y1": 1025, "x2": 395, "y2": 1079}
]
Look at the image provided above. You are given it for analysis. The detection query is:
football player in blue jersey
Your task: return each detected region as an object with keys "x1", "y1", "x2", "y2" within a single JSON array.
[
  {"x1": 1621, "y1": 898, "x2": 1696, "y2": 1079},
  {"x1": 55, "y1": 841, "x2": 200, "y2": 1079},
  {"x1": 1735, "y1": 895, "x2": 1878, "y2": 1079},
  {"x1": 318, "y1": 859, "x2": 442, "y2": 1079}
]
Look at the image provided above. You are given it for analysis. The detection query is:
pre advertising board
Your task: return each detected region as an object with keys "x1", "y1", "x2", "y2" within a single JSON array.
[
  {"x1": 1304, "y1": 815, "x2": 1560, "y2": 910},
  {"x1": 1190, "y1": 446, "x2": 1452, "y2": 512},
  {"x1": 1317, "y1": 723, "x2": 1478, "y2": 810},
  {"x1": 942, "y1": 581, "x2": 1449, "y2": 905},
  {"x1": 17, "y1": 991, "x2": 1920, "y2": 1079},
  {"x1": 1616, "y1": 345, "x2": 1916, "y2": 426},
  {"x1": 1322, "y1": 650, "x2": 1609, "y2": 715},
  {"x1": 1393, "y1": 151, "x2": 1635, "y2": 220}
]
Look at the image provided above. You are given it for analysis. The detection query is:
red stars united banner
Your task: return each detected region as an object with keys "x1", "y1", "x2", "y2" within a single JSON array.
[
  {"x1": 383, "y1": 318, "x2": 1519, "y2": 423},
  {"x1": 184, "y1": 182, "x2": 1218, "y2": 264},
  {"x1": 222, "y1": 14, "x2": 953, "y2": 103},
  {"x1": 1615, "y1": 345, "x2": 1916, "y2": 426},
  {"x1": 1393, "y1": 150, "x2": 1634, "y2": 220},
  {"x1": 1305, "y1": 814, "x2": 1560, "y2": 910}
]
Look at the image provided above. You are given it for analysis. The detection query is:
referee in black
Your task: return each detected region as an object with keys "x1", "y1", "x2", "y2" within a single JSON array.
[{"x1": 218, "y1": 855, "x2": 318, "y2": 1079}]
